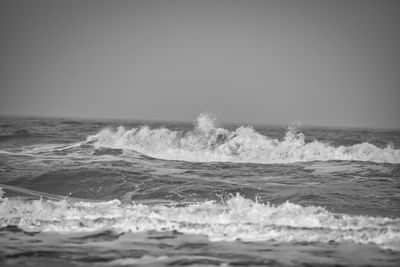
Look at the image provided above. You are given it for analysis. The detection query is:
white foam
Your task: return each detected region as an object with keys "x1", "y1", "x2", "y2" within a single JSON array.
[
  {"x1": 107, "y1": 256, "x2": 169, "y2": 266},
  {"x1": 86, "y1": 113, "x2": 400, "y2": 164},
  {"x1": 1, "y1": 193, "x2": 399, "y2": 250}
]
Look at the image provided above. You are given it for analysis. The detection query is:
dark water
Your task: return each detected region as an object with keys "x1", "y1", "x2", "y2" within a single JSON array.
[{"x1": 1, "y1": 114, "x2": 400, "y2": 266}]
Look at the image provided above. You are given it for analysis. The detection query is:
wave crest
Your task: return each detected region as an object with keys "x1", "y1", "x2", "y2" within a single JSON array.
[
  {"x1": 0, "y1": 193, "x2": 399, "y2": 249},
  {"x1": 86, "y1": 113, "x2": 400, "y2": 164}
]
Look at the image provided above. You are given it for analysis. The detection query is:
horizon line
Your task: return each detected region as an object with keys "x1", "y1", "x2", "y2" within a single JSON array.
[{"x1": 1, "y1": 112, "x2": 399, "y2": 131}]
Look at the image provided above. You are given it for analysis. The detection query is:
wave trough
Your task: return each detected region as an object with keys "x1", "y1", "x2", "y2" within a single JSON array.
[{"x1": 86, "y1": 114, "x2": 400, "y2": 164}]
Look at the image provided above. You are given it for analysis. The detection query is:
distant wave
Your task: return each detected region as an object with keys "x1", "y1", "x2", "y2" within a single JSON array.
[
  {"x1": 0, "y1": 129, "x2": 34, "y2": 142},
  {"x1": 86, "y1": 113, "x2": 400, "y2": 164},
  {"x1": 0, "y1": 191, "x2": 399, "y2": 250}
]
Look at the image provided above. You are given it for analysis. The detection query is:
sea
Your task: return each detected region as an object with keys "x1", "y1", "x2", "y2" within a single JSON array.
[{"x1": 0, "y1": 113, "x2": 400, "y2": 267}]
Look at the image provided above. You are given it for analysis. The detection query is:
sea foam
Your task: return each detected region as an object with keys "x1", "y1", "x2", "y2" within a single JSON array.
[
  {"x1": 86, "y1": 113, "x2": 400, "y2": 164},
  {"x1": 0, "y1": 192, "x2": 399, "y2": 250}
]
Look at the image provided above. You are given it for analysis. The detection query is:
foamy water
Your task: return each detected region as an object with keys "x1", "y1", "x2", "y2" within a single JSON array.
[
  {"x1": 1, "y1": 192, "x2": 399, "y2": 251},
  {"x1": 87, "y1": 113, "x2": 400, "y2": 164},
  {"x1": 0, "y1": 115, "x2": 399, "y2": 266}
]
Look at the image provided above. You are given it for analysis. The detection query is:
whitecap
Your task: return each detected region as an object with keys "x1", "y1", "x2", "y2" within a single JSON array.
[
  {"x1": 1, "y1": 193, "x2": 399, "y2": 250},
  {"x1": 86, "y1": 113, "x2": 400, "y2": 164}
]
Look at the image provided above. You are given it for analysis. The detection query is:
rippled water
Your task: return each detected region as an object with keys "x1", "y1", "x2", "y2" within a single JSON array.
[{"x1": 1, "y1": 114, "x2": 400, "y2": 266}]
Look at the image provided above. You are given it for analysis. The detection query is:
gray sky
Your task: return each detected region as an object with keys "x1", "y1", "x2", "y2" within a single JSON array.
[{"x1": 1, "y1": 0, "x2": 399, "y2": 128}]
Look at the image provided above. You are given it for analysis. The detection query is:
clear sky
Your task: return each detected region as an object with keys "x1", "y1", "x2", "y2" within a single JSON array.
[{"x1": 1, "y1": 0, "x2": 399, "y2": 128}]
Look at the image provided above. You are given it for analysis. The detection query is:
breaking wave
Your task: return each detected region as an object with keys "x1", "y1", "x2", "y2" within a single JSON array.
[
  {"x1": 86, "y1": 113, "x2": 400, "y2": 164},
  {"x1": 0, "y1": 191, "x2": 399, "y2": 250}
]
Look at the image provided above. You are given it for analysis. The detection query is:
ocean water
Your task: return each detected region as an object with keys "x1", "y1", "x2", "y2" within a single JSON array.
[{"x1": 1, "y1": 114, "x2": 400, "y2": 266}]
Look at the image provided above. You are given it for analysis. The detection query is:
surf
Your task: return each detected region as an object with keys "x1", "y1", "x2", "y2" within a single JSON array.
[
  {"x1": 0, "y1": 190, "x2": 399, "y2": 250},
  {"x1": 86, "y1": 113, "x2": 400, "y2": 164}
]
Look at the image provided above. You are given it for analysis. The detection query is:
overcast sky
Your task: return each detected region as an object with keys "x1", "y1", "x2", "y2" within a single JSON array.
[{"x1": 1, "y1": 0, "x2": 399, "y2": 128}]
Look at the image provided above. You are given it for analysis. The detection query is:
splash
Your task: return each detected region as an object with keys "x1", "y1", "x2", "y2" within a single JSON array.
[
  {"x1": 86, "y1": 114, "x2": 400, "y2": 164},
  {"x1": 0, "y1": 193, "x2": 399, "y2": 249}
]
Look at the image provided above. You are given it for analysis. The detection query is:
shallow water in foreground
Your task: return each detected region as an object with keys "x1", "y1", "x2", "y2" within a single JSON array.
[{"x1": 0, "y1": 114, "x2": 400, "y2": 266}]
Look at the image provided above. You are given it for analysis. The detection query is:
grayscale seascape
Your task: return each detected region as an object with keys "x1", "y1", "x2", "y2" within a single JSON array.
[
  {"x1": 1, "y1": 0, "x2": 400, "y2": 266},
  {"x1": 1, "y1": 115, "x2": 400, "y2": 266}
]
